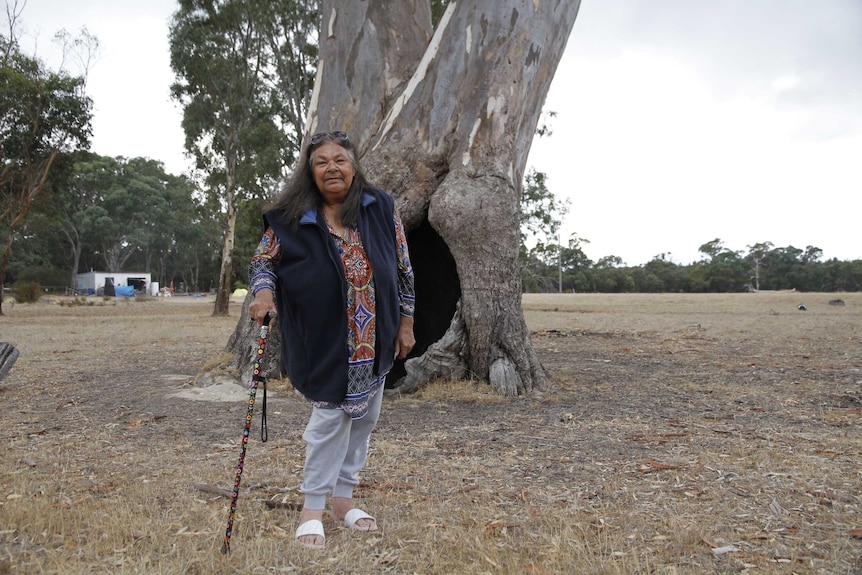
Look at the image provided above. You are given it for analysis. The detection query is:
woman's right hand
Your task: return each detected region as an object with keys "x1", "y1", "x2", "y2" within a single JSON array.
[{"x1": 248, "y1": 289, "x2": 277, "y2": 325}]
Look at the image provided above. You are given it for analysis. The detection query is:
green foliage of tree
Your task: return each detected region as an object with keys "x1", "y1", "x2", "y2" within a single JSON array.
[
  {"x1": 520, "y1": 170, "x2": 563, "y2": 249},
  {"x1": 821, "y1": 258, "x2": 862, "y2": 292},
  {"x1": 50, "y1": 152, "x2": 116, "y2": 280},
  {"x1": 153, "y1": 173, "x2": 222, "y2": 293},
  {"x1": 232, "y1": 195, "x2": 269, "y2": 287},
  {"x1": 8, "y1": 205, "x2": 76, "y2": 287},
  {"x1": 746, "y1": 241, "x2": 773, "y2": 290},
  {"x1": 15, "y1": 151, "x2": 219, "y2": 293},
  {"x1": 519, "y1": 169, "x2": 577, "y2": 291},
  {"x1": 694, "y1": 239, "x2": 748, "y2": 292},
  {"x1": 264, "y1": 0, "x2": 319, "y2": 157},
  {"x1": 1, "y1": 28, "x2": 92, "y2": 313},
  {"x1": 517, "y1": 229, "x2": 862, "y2": 294},
  {"x1": 640, "y1": 253, "x2": 685, "y2": 292},
  {"x1": 83, "y1": 158, "x2": 166, "y2": 271}
]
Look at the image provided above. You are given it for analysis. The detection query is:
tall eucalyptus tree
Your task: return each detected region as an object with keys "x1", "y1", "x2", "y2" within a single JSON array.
[{"x1": 169, "y1": 0, "x2": 318, "y2": 316}]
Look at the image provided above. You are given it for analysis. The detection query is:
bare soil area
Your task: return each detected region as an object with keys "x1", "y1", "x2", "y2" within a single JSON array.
[{"x1": 1, "y1": 292, "x2": 860, "y2": 574}]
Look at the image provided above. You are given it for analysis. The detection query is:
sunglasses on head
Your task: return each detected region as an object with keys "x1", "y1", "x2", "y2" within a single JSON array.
[{"x1": 309, "y1": 131, "x2": 349, "y2": 146}]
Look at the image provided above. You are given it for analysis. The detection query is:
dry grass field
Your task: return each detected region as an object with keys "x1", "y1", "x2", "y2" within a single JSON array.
[{"x1": 1, "y1": 292, "x2": 860, "y2": 574}]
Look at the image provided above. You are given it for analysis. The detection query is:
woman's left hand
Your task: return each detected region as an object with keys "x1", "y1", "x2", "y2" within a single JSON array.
[{"x1": 394, "y1": 317, "x2": 415, "y2": 359}]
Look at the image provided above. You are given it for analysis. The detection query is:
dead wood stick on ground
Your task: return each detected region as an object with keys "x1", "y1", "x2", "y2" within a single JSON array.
[
  {"x1": 1, "y1": 428, "x2": 54, "y2": 441},
  {"x1": 194, "y1": 483, "x2": 232, "y2": 498},
  {"x1": 264, "y1": 500, "x2": 302, "y2": 510}
]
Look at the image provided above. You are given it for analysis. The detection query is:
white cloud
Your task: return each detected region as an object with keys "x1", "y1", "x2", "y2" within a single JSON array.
[{"x1": 771, "y1": 74, "x2": 801, "y2": 94}]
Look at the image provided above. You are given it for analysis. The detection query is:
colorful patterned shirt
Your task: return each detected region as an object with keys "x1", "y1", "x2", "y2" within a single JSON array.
[{"x1": 249, "y1": 209, "x2": 415, "y2": 419}]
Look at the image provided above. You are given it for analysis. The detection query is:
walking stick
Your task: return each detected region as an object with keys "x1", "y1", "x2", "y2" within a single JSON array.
[{"x1": 221, "y1": 313, "x2": 272, "y2": 555}]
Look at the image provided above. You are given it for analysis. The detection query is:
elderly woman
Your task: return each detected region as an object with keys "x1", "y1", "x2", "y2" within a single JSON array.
[{"x1": 248, "y1": 131, "x2": 415, "y2": 550}]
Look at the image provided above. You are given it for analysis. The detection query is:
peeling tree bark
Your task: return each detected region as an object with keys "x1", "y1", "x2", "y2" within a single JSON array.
[{"x1": 229, "y1": 0, "x2": 580, "y2": 396}]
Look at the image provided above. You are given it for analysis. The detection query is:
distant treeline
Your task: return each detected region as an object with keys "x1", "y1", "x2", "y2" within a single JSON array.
[
  {"x1": 6, "y1": 152, "x2": 859, "y2": 295},
  {"x1": 521, "y1": 239, "x2": 862, "y2": 293}
]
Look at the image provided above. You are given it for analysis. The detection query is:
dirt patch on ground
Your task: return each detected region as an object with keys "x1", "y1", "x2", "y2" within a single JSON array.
[{"x1": 1, "y1": 293, "x2": 860, "y2": 574}]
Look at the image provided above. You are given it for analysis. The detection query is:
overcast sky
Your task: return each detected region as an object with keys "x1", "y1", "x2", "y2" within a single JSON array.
[{"x1": 13, "y1": 0, "x2": 862, "y2": 266}]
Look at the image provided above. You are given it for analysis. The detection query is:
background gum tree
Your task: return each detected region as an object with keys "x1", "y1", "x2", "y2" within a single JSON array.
[
  {"x1": 229, "y1": 0, "x2": 581, "y2": 396},
  {"x1": 0, "y1": 11, "x2": 92, "y2": 315},
  {"x1": 169, "y1": 0, "x2": 317, "y2": 316}
]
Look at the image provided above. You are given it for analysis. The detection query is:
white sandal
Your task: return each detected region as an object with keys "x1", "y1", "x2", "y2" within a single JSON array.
[
  {"x1": 343, "y1": 508, "x2": 378, "y2": 531},
  {"x1": 295, "y1": 519, "x2": 325, "y2": 549}
]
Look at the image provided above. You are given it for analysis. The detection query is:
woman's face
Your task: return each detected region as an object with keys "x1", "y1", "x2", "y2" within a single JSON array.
[{"x1": 310, "y1": 142, "x2": 355, "y2": 206}]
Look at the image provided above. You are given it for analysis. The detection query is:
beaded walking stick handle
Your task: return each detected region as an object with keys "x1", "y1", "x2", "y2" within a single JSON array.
[{"x1": 221, "y1": 313, "x2": 271, "y2": 555}]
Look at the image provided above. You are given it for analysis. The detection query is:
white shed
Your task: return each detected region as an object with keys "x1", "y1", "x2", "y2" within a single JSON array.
[{"x1": 74, "y1": 272, "x2": 153, "y2": 296}]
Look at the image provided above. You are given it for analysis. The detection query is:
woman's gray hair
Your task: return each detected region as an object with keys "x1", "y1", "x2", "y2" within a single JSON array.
[{"x1": 269, "y1": 132, "x2": 371, "y2": 229}]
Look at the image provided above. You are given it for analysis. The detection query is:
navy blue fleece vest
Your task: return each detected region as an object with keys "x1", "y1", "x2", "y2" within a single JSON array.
[{"x1": 263, "y1": 189, "x2": 399, "y2": 402}]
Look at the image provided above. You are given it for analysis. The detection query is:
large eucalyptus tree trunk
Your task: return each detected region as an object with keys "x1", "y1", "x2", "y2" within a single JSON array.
[{"x1": 228, "y1": 0, "x2": 580, "y2": 396}]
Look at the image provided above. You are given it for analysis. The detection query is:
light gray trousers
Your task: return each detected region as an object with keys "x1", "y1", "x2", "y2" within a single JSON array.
[{"x1": 300, "y1": 389, "x2": 384, "y2": 510}]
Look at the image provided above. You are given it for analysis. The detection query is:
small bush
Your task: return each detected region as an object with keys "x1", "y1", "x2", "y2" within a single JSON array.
[
  {"x1": 13, "y1": 281, "x2": 42, "y2": 304},
  {"x1": 58, "y1": 297, "x2": 98, "y2": 307}
]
